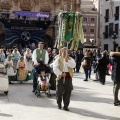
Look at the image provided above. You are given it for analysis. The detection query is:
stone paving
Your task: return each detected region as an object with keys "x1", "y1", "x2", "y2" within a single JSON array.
[{"x1": 0, "y1": 73, "x2": 120, "y2": 120}]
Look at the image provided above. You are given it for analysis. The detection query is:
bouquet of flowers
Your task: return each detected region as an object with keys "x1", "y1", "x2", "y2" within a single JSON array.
[{"x1": 5, "y1": 63, "x2": 12, "y2": 68}]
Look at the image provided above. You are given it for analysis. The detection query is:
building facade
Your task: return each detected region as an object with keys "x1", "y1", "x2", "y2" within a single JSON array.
[
  {"x1": 81, "y1": 0, "x2": 98, "y2": 50},
  {"x1": 0, "y1": 0, "x2": 81, "y2": 48},
  {"x1": 100, "y1": 0, "x2": 120, "y2": 51}
]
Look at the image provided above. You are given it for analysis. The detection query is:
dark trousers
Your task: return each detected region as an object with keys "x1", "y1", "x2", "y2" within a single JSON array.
[
  {"x1": 84, "y1": 67, "x2": 91, "y2": 80},
  {"x1": 76, "y1": 62, "x2": 81, "y2": 72},
  {"x1": 99, "y1": 71, "x2": 106, "y2": 84},
  {"x1": 113, "y1": 82, "x2": 120, "y2": 102},
  {"x1": 56, "y1": 76, "x2": 72, "y2": 108},
  {"x1": 33, "y1": 67, "x2": 38, "y2": 90}
]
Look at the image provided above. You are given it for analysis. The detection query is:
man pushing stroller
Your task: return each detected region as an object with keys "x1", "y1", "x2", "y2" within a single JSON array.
[{"x1": 32, "y1": 42, "x2": 49, "y2": 92}]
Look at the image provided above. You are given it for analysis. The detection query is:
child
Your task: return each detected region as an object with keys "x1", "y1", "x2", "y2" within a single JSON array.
[
  {"x1": 17, "y1": 56, "x2": 28, "y2": 81},
  {"x1": 17, "y1": 56, "x2": 25, "y2": 70},
  {"x1": 38, "y1": 71, "x2": 49, "y2": 91}
]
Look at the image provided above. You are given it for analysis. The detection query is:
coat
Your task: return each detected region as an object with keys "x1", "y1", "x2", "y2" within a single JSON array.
[
  {"x1": 110, "y1": 52, "x2": 120, "y2": 83},
  {"x1": 97, "y1": 57, "x2": 109, "y2": 74}
]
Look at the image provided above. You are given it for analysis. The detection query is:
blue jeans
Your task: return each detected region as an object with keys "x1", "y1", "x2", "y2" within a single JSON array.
[{"x1": 84, "y1": 67, "x2": 91, "y2": 80}]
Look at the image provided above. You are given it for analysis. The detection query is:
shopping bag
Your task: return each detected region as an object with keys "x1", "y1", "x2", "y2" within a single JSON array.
[{"x1": 80, "y1": 66, "x2": 84, "y2": 73}]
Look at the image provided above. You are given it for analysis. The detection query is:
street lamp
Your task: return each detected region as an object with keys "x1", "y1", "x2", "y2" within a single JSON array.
[
  {"x1": 89, "y1": 39, "x2": 96, "y2": 50},
  {"x1": 111, "y1": 32, "x2": 117, "y2": 51}
]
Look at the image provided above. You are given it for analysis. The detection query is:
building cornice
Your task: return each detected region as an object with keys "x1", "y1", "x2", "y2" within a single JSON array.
[{"x1": 0, "y1": 1, "x2": 12, "y2": 10}]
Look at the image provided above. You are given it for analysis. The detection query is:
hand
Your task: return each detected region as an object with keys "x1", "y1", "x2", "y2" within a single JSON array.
[
  {"x1": 34, "y1": 63, "x2": 40, "y2": 66},
  {"x1": 62, "y1": 73, "x2": 66, "y2": 78},
  {"x1": 37, "y1": 63, "x2": 40, "y2": 66}
]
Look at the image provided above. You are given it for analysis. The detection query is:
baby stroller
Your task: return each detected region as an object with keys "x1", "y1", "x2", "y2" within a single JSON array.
[{"x1": 35, "y1": 71, "x2": 51, "y2": 98}]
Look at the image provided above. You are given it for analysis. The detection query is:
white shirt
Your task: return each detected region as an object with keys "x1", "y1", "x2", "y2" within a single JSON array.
[
  {"x1": 32, "y1": 49, "x2": 49, "y2": 65},
  {"x1": 53, "y1": 57, "x2": 76, "y2": 76}
]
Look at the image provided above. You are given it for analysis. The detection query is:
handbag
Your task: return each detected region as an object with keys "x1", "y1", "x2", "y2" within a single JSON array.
[{"x1": 82, "y1": 59, "x2": 87, "y2": 68}]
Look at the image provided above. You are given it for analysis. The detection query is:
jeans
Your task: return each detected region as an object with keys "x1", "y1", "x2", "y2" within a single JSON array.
[{"x1": 84, "y1": 67, "x2": 91, "y2": 80}]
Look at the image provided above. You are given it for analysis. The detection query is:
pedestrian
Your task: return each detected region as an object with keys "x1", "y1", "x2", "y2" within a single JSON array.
[
  {"x1": 12, "y1": 48, "x2": 21, "y2": 72},
  {"x1": 32, "y1": 42, "x2": 49, "y2": 92},
  {"x1": 82, "y1": 52, "x2": 92, "y2": 81},
  {"x1": 53, "y1": 47, "x2": 76, "y2": 111},
  {"x1": 0, "y1": 49, "x2": 5, "y2": 63},
  {"x1": 17, "y1": 56, "x2": 28, "y2": 82},
  {"x1": 96, "y1": 51, "x2": 109, "y2": 85},
  {"x1": 76, "y1": 50, "x2": 84, "y2": 73},
  {"x1": 24, "y1": 48, "x2": 33, "y2": 72},
  {"x1": 110, "y1": 46, "x2": 120, "y2": 106},
  {"x1": 4, "y1": 55, "x2": 16, "y2": 83}
]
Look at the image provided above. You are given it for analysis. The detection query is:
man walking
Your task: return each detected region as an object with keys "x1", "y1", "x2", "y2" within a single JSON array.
[
  {"x1": 110, "y1": 46, "x2": 120, "y2": 106},
  {"x1": 53, "y1": 47, "x2": 76, "y2": 111}
]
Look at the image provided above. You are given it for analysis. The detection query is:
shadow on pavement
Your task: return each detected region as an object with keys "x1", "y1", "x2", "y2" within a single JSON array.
[
  {"x1": 70, "y1": 107, "x2": 120, "y2": 120},
  {"x1": 70, "y1": 86, "x2": 113, "y2": 104},
  {"x1": 0, "y1": 113, "x2": 13, "y2": 117}
]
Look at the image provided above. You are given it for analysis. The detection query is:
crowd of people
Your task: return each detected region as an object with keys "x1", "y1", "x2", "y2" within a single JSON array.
[{"x1": 0, "y1": 42, "x2": 120, "y2": 110}]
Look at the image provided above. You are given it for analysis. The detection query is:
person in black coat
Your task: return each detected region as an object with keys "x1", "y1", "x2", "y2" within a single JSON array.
[
  {"x1": 76, "y1": 50, "x2": 84, "y2": 73},
  {"x1": 96, "y1": 52, "x2": 109, "y2": 85},
  {"x1": 110, "y1": 46, "x2": 120, "y2": 106}
]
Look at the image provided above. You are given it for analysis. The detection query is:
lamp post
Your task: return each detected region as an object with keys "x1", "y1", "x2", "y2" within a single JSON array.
[
  {"x1": 89, "y1": 39, "x2": 96, "y2": 50},
  {"x1": 111, "y1": 32, "x2": 117, "y2": 51}
]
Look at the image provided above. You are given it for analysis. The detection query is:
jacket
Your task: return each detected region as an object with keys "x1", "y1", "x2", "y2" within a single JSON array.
[{"x1": 110, "y1": 52, "x2": 120, "y2": 83}]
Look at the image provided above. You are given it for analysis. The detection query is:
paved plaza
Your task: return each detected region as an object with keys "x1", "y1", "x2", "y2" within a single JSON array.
[{"x1": 0, "y1": 73, "x2": 120, "y2": 120}]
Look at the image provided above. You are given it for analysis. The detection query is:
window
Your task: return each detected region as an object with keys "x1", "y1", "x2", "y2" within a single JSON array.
[
  {"x1": 109, "y1": 23, "x2": 113, "y2": 37},
  {"x1": 104, "y1": 44, "x2": 108, "y2": 51},
  {"x1": 91, "y1": 18, "x2": 95, "y2": 22},
  {"x1": 104, "y1": 25, "x2": 108, "y2": 38},
  {"x1": 90, "y1": 29, "x2": 95, "y2": 33},
  {"x1": 84, "y1": 28, "x2": 87, "y2": 32},
  {"x1": 115, "y1": 23, "x2": 119, "y2": 35},
  {"x1": 105, "y1": 9, "x2": 109, "y2": 22},
  {"x1": 115, "y1": 6, "x2": 119, "y2": 20},
  {"x1": 83, "y1": 17, "x2": 87, "y2": 22}
]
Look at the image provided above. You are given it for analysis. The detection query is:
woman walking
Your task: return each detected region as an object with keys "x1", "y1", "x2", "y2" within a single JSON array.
[{"x1": 82, "y1": 52, "x2": 92, "y2": 81}]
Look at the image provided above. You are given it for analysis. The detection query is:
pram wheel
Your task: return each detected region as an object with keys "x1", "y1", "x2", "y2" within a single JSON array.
[
  {"x1": 47, "y1": 93, "x2": 51, "y2": 97},
  {"x1": 4, "y1": 91, "x2": 8, "y2": 95},
  {"x1": 37, "y1": 93, "x2": 40, "y2": 97}
]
